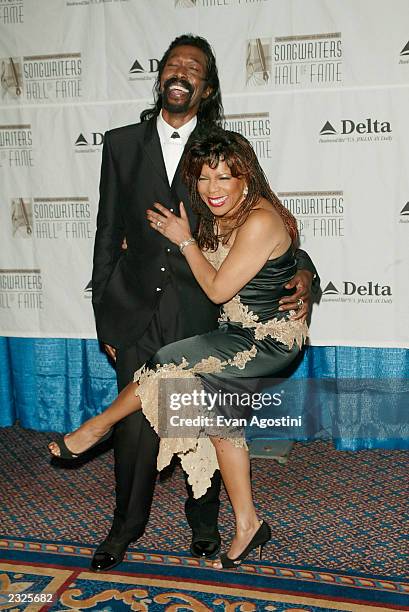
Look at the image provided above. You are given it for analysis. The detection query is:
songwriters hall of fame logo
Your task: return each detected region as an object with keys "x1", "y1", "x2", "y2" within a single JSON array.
[
  {"x1": 0, "y1": 268, "x2": 43, "y2": 310},
  {"x1": 1, "y1": 53, "x2": 83, "y2": 101},
  {"x1": 0, "y1": 0, "x2": 24, "y2": 24},
  {"x1": 279, "y1": 191, "x2": 344, "y2": 242},
  {"x1": 319, "y1": 118, "x2": 392, "y2": 144},
  {"x1": 399, "y1": 41, "x2": 409, "y2": 64},
  {"x1": 0, "y1": 124, "x2": 34, "y2": 168},
  {"x1": 129, "y1": 56, "x2": 159, "y2": 82},
  {"x1": 246, "y1": 39, "x2": 271, "y2": 86},
  {"x1": 9, "y1": 197, "x2": 92, "y2": 240},
  {"x1": 11, "y1": 198, "x2": 33, "y2": 238},
  {"x1": 223, "y1": 112, "x2": 271, "y2": 159},
  {"x1": 246, "y1": 32, "x2": 342, "y2": 88},
  {"x1": 0, "y1": 57, "x2": 23, "y2": 99},
  {"x1": 322, "y1": 280, "x2": 392, "y2": 305}
]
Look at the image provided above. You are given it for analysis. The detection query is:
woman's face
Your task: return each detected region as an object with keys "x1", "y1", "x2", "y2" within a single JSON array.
[{"x1": 197, "y1": 160, "x2": 246, "y2": 218}]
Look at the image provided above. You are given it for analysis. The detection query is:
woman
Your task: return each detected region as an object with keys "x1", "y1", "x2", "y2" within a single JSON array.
[{"x1": 49, "y1": 128, "x2": 308, "y2": 569}]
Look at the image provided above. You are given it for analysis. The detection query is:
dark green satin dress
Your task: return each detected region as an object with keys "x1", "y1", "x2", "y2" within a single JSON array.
[{"x1": 133, "y1": 244, "x2": 308, "y2": 498}]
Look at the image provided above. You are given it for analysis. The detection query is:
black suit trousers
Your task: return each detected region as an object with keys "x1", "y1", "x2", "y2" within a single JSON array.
[{"x1": 109, "y1": 283, "x2": 221, "y2": 548}]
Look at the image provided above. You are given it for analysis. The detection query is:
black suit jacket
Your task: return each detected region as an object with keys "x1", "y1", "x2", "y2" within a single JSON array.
[{"x1": 92, "y1": 117, "x2": 219, "y2": 349}]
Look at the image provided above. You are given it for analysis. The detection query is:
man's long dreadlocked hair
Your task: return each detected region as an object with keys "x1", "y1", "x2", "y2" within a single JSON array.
[{"x1": 182, "y1": 127, "x2": 299, "y2": 251}]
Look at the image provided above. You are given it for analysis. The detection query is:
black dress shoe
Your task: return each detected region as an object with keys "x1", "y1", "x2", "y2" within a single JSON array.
[
  {"x1": 190, "y1": 539, "x2": 221, "y2": 559},
  {"x1": 90, "y1": 550, "x2": 124, "y2": 572}
]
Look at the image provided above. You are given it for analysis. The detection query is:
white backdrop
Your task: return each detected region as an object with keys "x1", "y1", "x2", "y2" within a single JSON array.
[{"x1": 1, "y1": 0, "x2": 408, "y2": 347}]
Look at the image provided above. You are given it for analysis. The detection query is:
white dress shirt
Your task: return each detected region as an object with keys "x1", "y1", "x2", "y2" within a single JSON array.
[{"x1": 156, "y1": 110, "x2": 197, "y2": 184}]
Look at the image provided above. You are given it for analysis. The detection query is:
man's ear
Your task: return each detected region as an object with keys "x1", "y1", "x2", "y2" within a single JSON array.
[{"x1": 202, "y1": 86, "x2": 212, "y2": 100}]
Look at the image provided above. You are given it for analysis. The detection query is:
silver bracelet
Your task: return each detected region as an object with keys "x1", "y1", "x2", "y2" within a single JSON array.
[{"x1": 179, "y1": 238, "x2": 196, "y2": 254}]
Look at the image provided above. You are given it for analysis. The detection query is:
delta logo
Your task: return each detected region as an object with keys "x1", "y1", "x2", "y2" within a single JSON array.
[
  {"x1": 319, "y1": 118, "x2": 392, "y2": 143},
  {"x1": 129, "y1": 57, "x2": 159, "y2": 77},
  {"x1": 400, "y1": 202, "x2": 409, "y2": 215},
  {"x1": 399, "y1": 201, "x2": 409, "y2": 224},
  {"x1": 74, "y1": 132, "x2": 104, "y2": 146},
  {"x1": 400, "y1": 41, "x2": 409, "y2": 56},
  {"x1": 74, "y1": 132, "x2": 104, "y2": 154},
  {"x1": 84, "y1": 279, "x2": 92, "y2": 299},
  {"x1": 320, "y1": 119, "x2": 391, "y2": 136},
  {"x1": 322, "y1": 280, "x2": 392, "y2": 303}
]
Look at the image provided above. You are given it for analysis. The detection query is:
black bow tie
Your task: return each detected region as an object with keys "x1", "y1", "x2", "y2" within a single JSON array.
[{"x1": 170, "y1": 131, "x2": 180, "y2": 139}]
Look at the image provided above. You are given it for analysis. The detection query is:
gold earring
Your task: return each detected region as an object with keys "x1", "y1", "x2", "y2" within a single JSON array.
[{"x1": 243, "y1": 186, "x2": 248, "y2": 197}]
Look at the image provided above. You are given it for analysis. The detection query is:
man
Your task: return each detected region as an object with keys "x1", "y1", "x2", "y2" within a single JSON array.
[{"x1": 91, "y1": 34, "x2": 317, "y2": 572}]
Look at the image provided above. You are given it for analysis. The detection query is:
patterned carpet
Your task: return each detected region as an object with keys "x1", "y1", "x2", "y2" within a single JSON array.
[{"x1": 1, "y1": 425, "x2": 408, "y2": 610}]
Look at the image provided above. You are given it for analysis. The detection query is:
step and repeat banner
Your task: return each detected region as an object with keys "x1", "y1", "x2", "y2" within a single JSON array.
[{"x1": 1, "y1": 0, "x2": 408, "y2": 347}]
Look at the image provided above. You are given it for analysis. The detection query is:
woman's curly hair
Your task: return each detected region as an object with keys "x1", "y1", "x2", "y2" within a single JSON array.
[{"x1": 182, "y1": 127, "x2": 298, "y2": 251}]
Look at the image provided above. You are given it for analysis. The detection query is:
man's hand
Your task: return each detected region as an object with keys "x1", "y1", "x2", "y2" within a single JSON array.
[
  {"x1": 279, "y1": 270, "x2": 313, "y2": 320},
  {"x1": 104, "y1": 343, "x2": 117, "y2": 361}
]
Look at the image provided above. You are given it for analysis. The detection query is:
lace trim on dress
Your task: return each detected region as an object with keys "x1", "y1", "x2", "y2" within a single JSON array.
[
  {"x1": 203, "y1": 243, "x2": 229, "y2": 270},
  {"x1": 219, "y1": 295, "x2": 308, "y2": 350},
  {"x1": 205, "y1": 244, "x2": 309, "y2": 349},
  {"x1": 133, "y1": 346, "x2": 255, "y2": 500}
]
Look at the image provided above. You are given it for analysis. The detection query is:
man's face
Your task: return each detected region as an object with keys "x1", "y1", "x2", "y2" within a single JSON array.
[{"x1": 160, "y1": 45, "x2": 211, "y2": 115}]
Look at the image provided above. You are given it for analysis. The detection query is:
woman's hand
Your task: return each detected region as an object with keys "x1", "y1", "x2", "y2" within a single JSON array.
[{"x1": 146, "y1": 201, "x2": 192, "y2": 246}]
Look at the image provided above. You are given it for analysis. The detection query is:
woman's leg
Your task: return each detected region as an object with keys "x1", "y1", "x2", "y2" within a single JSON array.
[
  {"x1": 49, "y1": 381, "x2": 142, "y2": 456},
  {"x1": 210, "y1": 437, "x2": 261, "y2": 567}
]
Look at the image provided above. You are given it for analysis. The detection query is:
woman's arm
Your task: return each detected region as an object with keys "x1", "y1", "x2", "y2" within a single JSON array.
[{"x1": 147, "y1": 203, "x2": 290, "y2": 304}]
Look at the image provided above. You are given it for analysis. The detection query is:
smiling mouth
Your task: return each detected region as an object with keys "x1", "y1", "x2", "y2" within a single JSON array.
[
  {"x1": 168, "y1": 83, "x2": 190, "y2": 94},
  {"x1": 207, "y1": 196, "x2": 228, "y2": 207},
  {"x1": 166, "y1": 82, "x2": 192, "y2": 101}
]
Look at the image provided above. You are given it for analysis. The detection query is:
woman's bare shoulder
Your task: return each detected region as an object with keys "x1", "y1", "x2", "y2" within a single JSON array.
[
  {"x1": 245, "y1": 201, "x2": 283, "y2": 228},
  {"x1": 237, "y1": 207, "x2": 277, "y2": 240},
  {"x1": 236, "y1": 201, "x2": 290, "y2": 256}
]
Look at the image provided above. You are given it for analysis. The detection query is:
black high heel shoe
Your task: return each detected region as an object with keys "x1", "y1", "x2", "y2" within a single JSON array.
[
  {"x1": 48, "y1": 428, "x2": 113, "y2": 460},
  {"x1": 218, "y1": 521, "x2": 271, "y2": 569}
]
